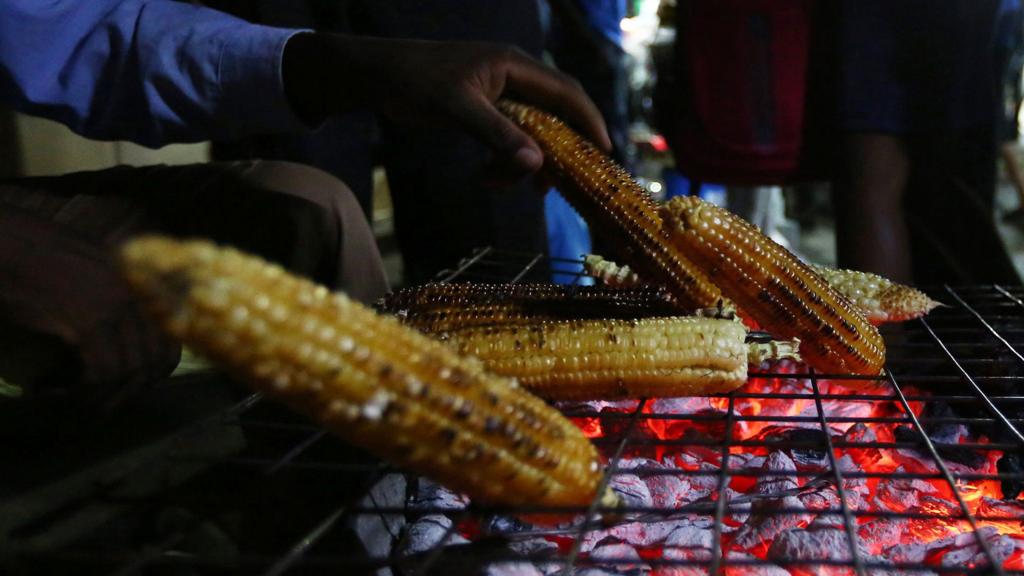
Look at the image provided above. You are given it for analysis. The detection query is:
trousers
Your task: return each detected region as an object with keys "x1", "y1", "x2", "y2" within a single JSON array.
[{"x1": 0, "y1": 161, "x2": 389, "y2": 405}]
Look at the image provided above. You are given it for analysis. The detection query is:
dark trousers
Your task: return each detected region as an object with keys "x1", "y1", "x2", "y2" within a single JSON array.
[{"x1": 0, "y1": 161, "x2": 388, "y2": 403}]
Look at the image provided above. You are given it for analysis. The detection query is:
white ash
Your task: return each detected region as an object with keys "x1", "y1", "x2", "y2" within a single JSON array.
[
  {"x1": 664, "y1": 522, "x2": 715, "y2": 549},
  {"x1": 399, "y1": 514, "x2": 469, "y2": 556},
  {"x1": 579, "y1": 520, "x2": 681, "y2": 552},
  {"x1": 724, "y1": 551, "x2": 791, "y2": 576},
  {"x1": 733, "y1": 495, "x2": 814, "y2": 551},
  {"x1": 858, "y1": 518, "x2": 910, "y2": 555},
  {"x1": 588, "y1": 543, "x2": 648, "y2": 572},
  {"x1": 767, "y1": 525, "x2": 869, "y2": 564},
  {"x1": 660, "y1": 547, "x2": 713, "y2": 576},
  {"x1": 757, "y1": 451, "x2": 798, "y2": 496},
  {"x1": 483, "y1": 562, "x2": 544, "y2": 576},
  {"x1": 409, "y1": 478, "x2": 468, "y2": 511},
  {"x1": 608, "y1": 473, "x2": 652, "y2": 508},
  {"x1": 873, "y1": 467, "x2": 938, "y2": 511}
]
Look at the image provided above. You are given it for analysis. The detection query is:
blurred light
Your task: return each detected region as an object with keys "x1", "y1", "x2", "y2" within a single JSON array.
[
  {"x1": 649, "y1": 181, "x2": 663, "y2": 194},
  {"x1": 620, "y1": 17, "x2": 639, "y2": 32}
]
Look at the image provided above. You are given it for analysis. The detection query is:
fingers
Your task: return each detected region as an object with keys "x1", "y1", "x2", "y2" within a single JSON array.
[
  {"x1": 454, "y1": 91, "x2": 545, "y2": 174},
  {"x1": 502, "y1": 50, "x2": 612, "y2": 151}
]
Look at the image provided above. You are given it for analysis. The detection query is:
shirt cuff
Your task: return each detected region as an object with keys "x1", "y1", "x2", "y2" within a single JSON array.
[{"x1": 218, "y1": 26, "x2": 313, "y2": 137}]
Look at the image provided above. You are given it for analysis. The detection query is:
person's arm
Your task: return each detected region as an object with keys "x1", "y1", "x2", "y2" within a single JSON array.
[
  {"x1": 0, "y1": 0, "x2": 308, "y2": 147},
  {"x1": 281, "y1": 33, "x2": 610, "y2": 174}
]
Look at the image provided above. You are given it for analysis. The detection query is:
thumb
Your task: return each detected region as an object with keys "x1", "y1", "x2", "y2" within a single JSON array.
[{"x1": 455, "y1": 93, "x2": 544, "y2": 172}]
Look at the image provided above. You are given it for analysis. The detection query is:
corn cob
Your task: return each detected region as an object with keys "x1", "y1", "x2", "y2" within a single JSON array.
[
  {"x1": 660, "y1": 196, "x2": 886, "y2": 375},
  {"x1": 583, "y1": 254, "x2": 643, "y2": 288},
  {"x1": 378, "y1": 282, "x2": 678, "y2": 333},
  {"x1": 585, "y1": 253, "x2": 940, "y2": 325},
  {"x1": 498, "y1": 100, "x2": 722, "y2": 312},
  {"x1": 808, "y1": 265, "x2": 941, "y2": 324},
  {"x1": 441, "y1": 317, "x2": 799, "y2": 401},
  {"x1": 119, "y1": 236, "x2": 605, "y2": 508}
]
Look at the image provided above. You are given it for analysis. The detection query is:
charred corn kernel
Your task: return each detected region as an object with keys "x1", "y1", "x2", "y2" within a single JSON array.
[
  {"x1": 498, "y1": 100, "x2": 721, "y2": 311},
  {"x1": 441, "y1": 317, "x2": 797, "y2": 401},
  {"x1": 378, "y1": 282, "x2": 678, "y2": 333},
  {"x1": 661, "y1": 196, "x2": 886, "y2": 375},
  {"x1": 583, "y1": 254, "x2": 643, "y2": 288},
  {"x1": 120, "y1": 236, "x2": 605, "y2": 508},
  {"x1": 585, "y1": 253, "x2": 940, "y2": 326},
  {"x1": 808, "y1": 265, "x2": 941, "y2": 325}
]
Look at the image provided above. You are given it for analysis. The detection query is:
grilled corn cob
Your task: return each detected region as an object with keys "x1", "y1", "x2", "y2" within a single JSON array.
[
  {"x1": 585, "y1": 253, "x2": 940, "y2": 325},
  {"x1": 661, "y1": 196, "x2": 886, "y2": 375},
  {"x1": 583, "y1": 254, "x2": 643, "y2": 288},
  {"x1": 807, "y1": 265, "x2": 941, "y2": 324},
  {"x1": 498, "y1": 100, "x2": 721, "y2": 311},
  {"x1": 441, "y1": 317, "x2": 799, "y2": 401},
  {"x1": 119, "y1": 236, "x2": 604, "y2": 508},
  {"x1": 378, "y1": 282, "x2": 678, "y2": 333}
]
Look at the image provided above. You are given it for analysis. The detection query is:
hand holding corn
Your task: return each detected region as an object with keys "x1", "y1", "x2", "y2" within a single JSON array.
[{"x1": 119, "y1": 236, "x2": 605, "y2": 509}]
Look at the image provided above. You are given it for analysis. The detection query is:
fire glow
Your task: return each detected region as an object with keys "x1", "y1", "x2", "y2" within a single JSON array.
[{"x1": 409, "y1": 360, "x2": 1024, "y2": 574}]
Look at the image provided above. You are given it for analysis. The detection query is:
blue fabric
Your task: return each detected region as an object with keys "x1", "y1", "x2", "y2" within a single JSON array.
[
  {"x1": 544, "y1": 189, "x2": 593, "y2": 285},
  {"x1": 0, "y1": 0, "x2": 307, "y2": 147},
  {"x1": 575, "y1": 0, "x2": 625, "y2": 45}
]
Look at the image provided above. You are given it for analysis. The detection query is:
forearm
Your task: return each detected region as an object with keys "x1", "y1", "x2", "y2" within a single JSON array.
[{"x1": 0, "y1": 0, "x2": 308, "y2": 147}]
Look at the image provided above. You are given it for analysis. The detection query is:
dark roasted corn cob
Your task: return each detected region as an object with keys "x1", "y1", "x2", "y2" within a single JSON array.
[
  {"x1": 441, "y1": 316, "x2": 799, "y2": 401},
  {"x1": 498, "y1": 100, "x2": 722, "y2": 311},
  {"x1": 661, "y1": 196, "x2": 886, "y2": 375},
  {"x1": 808, "y1": 265, "x2": 941, "y2": 324},
  {"x1": 119, "y1": 236, "x2": 605, "y2": 508},
  {"x1": 585, "y1": 253, "x2": 941, "y2": 326},
  {"x1": 378, "y1": 282, "x2": 678, "y2": 333}
]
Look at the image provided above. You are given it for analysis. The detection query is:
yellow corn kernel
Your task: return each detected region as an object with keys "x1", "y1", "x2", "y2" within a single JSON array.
[
  {"x1": 378, "y1": 282, "x2": 677, "y2": 333},
  {"x1": 808, "y1": 265, "x2": 941, "y2": 324},
  {"x1": 119, "y1": 236, "x2": 604, "y2": 508},
  {"x1": 661, "y1": 196, "x2": 886, "y2": 376},
  {"x1": 585, "y1": 253, "x2": 940, "y2": 325},
  {"x1": 441, "y1": 316, "x2": 797, "y2": 401},
  {"x1": 498, "y1": 100, "x2": 722, "y2": 311}
]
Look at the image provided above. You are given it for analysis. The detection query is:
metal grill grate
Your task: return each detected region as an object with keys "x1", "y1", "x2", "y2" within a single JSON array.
[{"x1": 5, "y1": 247, "x2": 1024, "y2": 575}]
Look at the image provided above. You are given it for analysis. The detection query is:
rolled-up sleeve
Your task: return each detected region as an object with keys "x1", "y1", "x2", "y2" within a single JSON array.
[{"x1": 0, "y1": 0, "x2": 310, "y2": 147}]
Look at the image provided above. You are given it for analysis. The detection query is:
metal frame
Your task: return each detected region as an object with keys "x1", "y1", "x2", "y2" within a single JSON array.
[{"x1": 6, "y1": 247, "x2": 1024, "y2": 575}]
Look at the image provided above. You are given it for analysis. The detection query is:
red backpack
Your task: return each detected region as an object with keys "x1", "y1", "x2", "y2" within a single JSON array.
[{"x1": 659, "y1": 0, "x2": 823, "y2": 185}]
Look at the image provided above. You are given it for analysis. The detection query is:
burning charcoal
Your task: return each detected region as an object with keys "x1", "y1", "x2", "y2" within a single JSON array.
[
  {"x1": 614, "y1": 457, "x2": 662, "y2": 471},
  {"x1": 660, "y1": 547, "x2": 713, "y2": 576},
  {"x1": 648, "y1": 396, "x2": 720, "y2": 419},
  {"x1": 664, "y1": 521, "x2": 715, "y2": 549},
  {"x1": 507, "y1": 536, "x2": 559, "y2": 558},
  {"x1": 757, "y1": 451, "x2": 798, "y2": 496},
  {"x1": 873, "y1": 467, "x2": 939, "y2": 512},
  {"x1": 723, "y1": 488, "x2": 752, "y2": 526},
  {"x1": 858, "y1": 518, "x2": 910, "y2": 555},
  {"x1": 998, "y1": 450, "x2": 1024, "y2": 500},
  {"x1": 808, "y1": 513, "x2": 845, "y2": 529},
  {"x1": 886, "y1": 527, "x2": 998, "y2": 564},
  {"x1": 580, "y1": 520, "x2": 681, "y2": 551},
  {"x1": 893, "y1": 426, "x2": 986, "y2": 469},
  {"x1": 684, "y1": 465, "x2": 721, "y2": 502},
  {"x1": 608, "y1": 473, "x2": 652, "y2": 509},
  {"x1": 732, "y1": 495, "x2": 815, "y2": 552},
  {"x1": 842, "y1": 423, "x2": 886, "y2": 469},
  {"x1": 937, "y1": 527, "x2": 1024, "y2": 568},
  {"x1": 767, "y1": 526, "x2": 863, "y2": 574},
  {"x1": 576, "y1": 569, "x2": 622, "y2": 576},
  {"x1": 483, "y1": 562, "x2": 544, "y2": 576},
  {"x1": 978, "y1": 496, "x2": 1024, "y2": 519},
  {"x1": 588, "y1": 542, "x2": 648, "y2": 572},
  {"x1": 723, "y1": 551, "x2": 791, "y2": 576},
  {"x1": 399, "y1": 514, "x2": 470, "y2": 556},
  {"x1": 799, "y1": 486, "x2": 840, "y2": 513},
  {"x1": 645, "y1": 472, "x2": 690, "y2": 509},
  {"x1": 410, "y1": 478, "x2": 469, "y2": 511},
  {"x1": 753, "y1": 427, "x2": 830, "y2": 468}
]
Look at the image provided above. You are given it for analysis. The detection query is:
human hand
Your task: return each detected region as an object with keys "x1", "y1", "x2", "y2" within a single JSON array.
[{"x1": 284, "y1": 33, "x2": 611, "y2": 177}]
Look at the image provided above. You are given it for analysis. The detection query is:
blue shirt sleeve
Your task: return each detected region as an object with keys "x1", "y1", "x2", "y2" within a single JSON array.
[{"x1": 0, "y1": 0, "x2": 310, "y2": 147}]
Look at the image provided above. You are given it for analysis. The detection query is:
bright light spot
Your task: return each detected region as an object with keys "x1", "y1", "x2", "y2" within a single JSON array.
[{"x1": 648, "y1": 181, "x2": 663, "y2": 193}]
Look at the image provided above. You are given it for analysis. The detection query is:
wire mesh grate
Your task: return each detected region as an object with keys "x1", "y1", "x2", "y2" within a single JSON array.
[{"x1": 4, "y1": 247, "x2": 1024, "y2": 574}]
